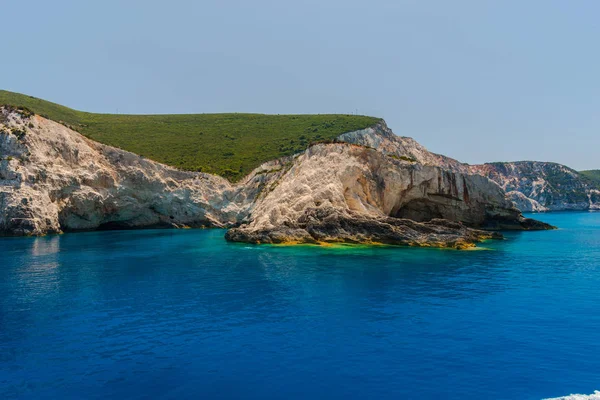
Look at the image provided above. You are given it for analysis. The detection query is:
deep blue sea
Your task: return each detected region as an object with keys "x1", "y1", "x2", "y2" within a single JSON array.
[{"x1": 1, "y1": 212, "x2": 599, "y2": 400}]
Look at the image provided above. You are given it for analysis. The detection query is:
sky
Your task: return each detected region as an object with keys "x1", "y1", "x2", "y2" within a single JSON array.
[{"x1": 2, "y1": 0, "x2": 599, "y2": 170}]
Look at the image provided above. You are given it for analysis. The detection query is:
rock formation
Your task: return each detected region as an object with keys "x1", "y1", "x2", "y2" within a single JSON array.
[
  {"x1": 468, "y1": 162, "x2": 600, "y2": 212},
  {"x1": 1, "y1": 107, "x2": 552, "y2": 247},
  {"x1": 338, "y1": 122, "x2": 600, "y2": 212},
  {"x1": 226, "y1": 207, "x2": 503, "y2": 249},
  {"x1": 0, "y1": 106, "x2": 287, "y2": 235},
  {"x1": 336, "y1": 121, "x2": 468, "y2": 172},
  {"x1": 226, "y1": 141, "x2": 550, "y2": 246}
]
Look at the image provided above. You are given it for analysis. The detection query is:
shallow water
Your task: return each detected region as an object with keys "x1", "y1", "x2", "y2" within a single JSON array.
[{"x1": 1, "y1": 212, "x2": 599, "y2": 399}]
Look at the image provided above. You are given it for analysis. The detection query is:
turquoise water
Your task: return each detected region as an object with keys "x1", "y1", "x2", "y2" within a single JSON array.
[{"x1": 1, "y1": 212, "x2": 599, "y2": 399}]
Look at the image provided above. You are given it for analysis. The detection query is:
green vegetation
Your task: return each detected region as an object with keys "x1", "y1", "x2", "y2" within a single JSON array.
[
  {"x1": 580, "y1": 170, "x2": 600, "y2": 186},
  {"x1": 0, "y1": 90, "x2": 380, "y2": 181},
  {"x1": 544, "y1": 166, "x2": 579, "y2": 187}
]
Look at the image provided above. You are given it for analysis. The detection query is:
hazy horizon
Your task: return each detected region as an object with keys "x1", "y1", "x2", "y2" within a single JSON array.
[{"x1": 2, "y1": 0, "x2": 599, "y2": 170}]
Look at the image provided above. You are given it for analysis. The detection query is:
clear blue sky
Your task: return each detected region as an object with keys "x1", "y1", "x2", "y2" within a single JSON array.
[{"x1": 2, "y1": 0, "x2": 598, "y2": 170}]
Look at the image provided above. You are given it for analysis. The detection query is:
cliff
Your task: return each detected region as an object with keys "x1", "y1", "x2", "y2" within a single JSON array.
[
  {"x1": 336, "y1": 121, "x2": 468, "y2": 172},
  {"x1": 0, "y1": 106, "x2": 289, "y2": 235},
  {"x1": 337, "y1": 123, "x2": 600, "y2": 213},
  {"x1": 226, "y1": 142, "x2": 547, "y2": 247},
  {"x1": 468, "y1": 162, "x2": 600, "y2": 212},
  {"x1": 0, "y1": 107, "x2": 551, "y2": 247},
  {"x1": 0, "y1": 90, "x2": 381, "y2": 181}
]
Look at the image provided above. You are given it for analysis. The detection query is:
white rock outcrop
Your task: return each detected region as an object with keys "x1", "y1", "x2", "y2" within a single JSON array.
[
  {"x1": 0, "y1": 107, "x2": 286, "y2": 235},
  {"x1": 337, "y1": 121, "x2": 467, "y2": 172},
  {"x1": 226, "y1": 142, "x2": 549, "y2": 246},
  {"x1": 0, "y1": 107, "x2": 551, "y2": 246},
  {"x1": 342, "y1": 122, "x2": 600, "y2": 213}
]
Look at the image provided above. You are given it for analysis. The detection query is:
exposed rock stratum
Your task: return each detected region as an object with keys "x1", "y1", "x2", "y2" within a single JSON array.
[
  {"x1": 0, "y1": 108, "x2": 552, "y2": 247},
  {"x1": 468, "y1": 162, "x2": 600, "y2": 212}
]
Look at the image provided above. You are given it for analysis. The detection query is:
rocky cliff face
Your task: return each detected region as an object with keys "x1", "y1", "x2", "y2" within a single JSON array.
[
  {"x1": 340, "y1": 123, "x2": 600, "y2": 212},
  {"x1": 468, "y1": 162, "x2": 600, "y2": 212},
  {"x1": 0, "y1": 107, "x2": 290, "y2": 235},
  {"x1": 336, "y1": 121, "x2": 468, "y2": 172},
  {"x1": 226, "y1": 142, "x2": 548, "y2": 247},
  {"x1": 0, "y1": 107, "x2": 551, "y2": 247}
]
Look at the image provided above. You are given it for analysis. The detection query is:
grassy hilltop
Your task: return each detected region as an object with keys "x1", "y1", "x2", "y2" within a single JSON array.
[{"x1": 0, "y1": 90, "x2": 380, "y2": 181}]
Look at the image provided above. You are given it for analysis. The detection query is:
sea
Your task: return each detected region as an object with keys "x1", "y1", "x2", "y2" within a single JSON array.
[{"x1": 1, "y1": 212, "x2": 599, "y2": 399}]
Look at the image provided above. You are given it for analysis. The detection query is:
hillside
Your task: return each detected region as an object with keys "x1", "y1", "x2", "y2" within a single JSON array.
[
  {"x1": 0, "y1": 90, "x2": 380, "y2": 181},
  {"x1": 468, "y1": 162, "x2": 600, "y2": 211},
  {"x1": 580, "y1": 170, "x2": 600, "y2": 186},
  {"x1": 1, "y1": 106, "x2": 550, "y2": 239}
]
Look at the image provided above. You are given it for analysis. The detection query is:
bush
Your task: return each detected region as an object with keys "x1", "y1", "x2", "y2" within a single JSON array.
[{"x1": 10, "y1": 128, "x2": 27, "y2": 140}]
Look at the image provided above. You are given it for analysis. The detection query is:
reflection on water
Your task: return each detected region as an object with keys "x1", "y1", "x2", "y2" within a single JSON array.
[
  {"x1": 255, "y1": 244, "x2": 510, "y2": 303},
  {"x1": 30, "y1": 235, "x2": 61, "y2": 257}
]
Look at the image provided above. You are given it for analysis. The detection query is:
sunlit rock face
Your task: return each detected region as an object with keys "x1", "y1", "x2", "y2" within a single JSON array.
[
  {"x1": 338, "y1": 121, "x2": 600, "y2": 213},
  {"x1": 1, "y1": 107, "x2": 551, "y2": 245},
  {"x1": 468, "y1": 162, "x2": 600, "y2": 211},
  {"x1": 336, "y1": 121, "x2": 468, "y2": 172},
  {"x1": 226, "y1": 142, "x2": 551, "y2": 246},
  {"x1": 0, "y1": 107, "x2": 287, "y2": 235}
]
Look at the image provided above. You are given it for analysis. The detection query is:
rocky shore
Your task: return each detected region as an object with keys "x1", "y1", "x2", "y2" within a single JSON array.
[
  {"x1": 225, "y1": 207, "x2": 504, "y2": 249},
  {"x1": 0, "y1": 107, "x2": 553, "y2": 246}
]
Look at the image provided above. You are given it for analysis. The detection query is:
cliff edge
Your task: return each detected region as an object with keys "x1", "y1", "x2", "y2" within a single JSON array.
[{"x1": 0, "y1": 107, "x2": 552, "y2": 247}]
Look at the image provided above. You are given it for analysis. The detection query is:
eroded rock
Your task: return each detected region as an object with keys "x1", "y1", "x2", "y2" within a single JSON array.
[
  {"x1": 468, "y1": 162, "x2": 600, "y2": 211},
  {"x1": 0, "y1": 107, "x2": 552, "y2": 246},
  {"x1": 0, "y1": 107, "x2": 286, "y2": 235},
  {"x1": 226, "y1": 207, "x2": 502, "y2": 249},
  {"x1": 226, "y1": 142, "x2": 553, "y2": 246}
]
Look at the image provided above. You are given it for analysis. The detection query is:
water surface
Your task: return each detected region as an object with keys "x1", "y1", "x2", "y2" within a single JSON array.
[{"x1": 1, "y1": 212, "x2": 599, "y2": 399}]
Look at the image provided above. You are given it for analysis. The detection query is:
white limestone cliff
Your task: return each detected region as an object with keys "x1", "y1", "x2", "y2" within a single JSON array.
[
  {"x1": 0, "y1": 107, "x2": 287, "y2": 235},
  {"x1": 0, "y1": 107, "x2": 551, "y2": 246}
]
